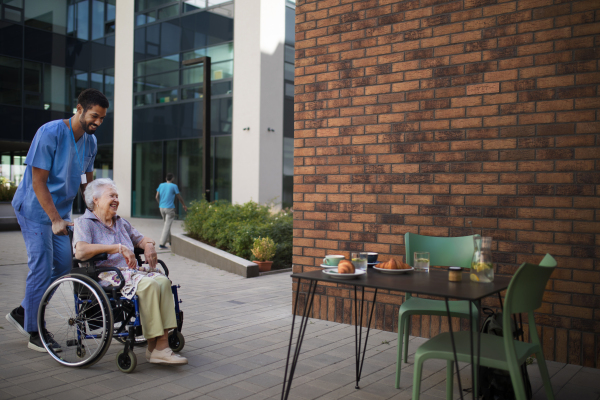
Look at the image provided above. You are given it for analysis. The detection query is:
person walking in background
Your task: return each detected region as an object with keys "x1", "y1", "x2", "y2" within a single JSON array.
[
  {"x1": 156, "y1": 173, "x2": 187, "y2": 249},
  {"x1": 6, "y1": 88, "x2": 109, "y2": 352}
]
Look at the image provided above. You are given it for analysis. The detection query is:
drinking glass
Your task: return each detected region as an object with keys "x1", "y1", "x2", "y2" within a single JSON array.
[
  {"x1": 351, "y1": 252, "x2": 368, "y2": 271},
  {"x1": 414, "y1": 252, "x2": 430, "y2": 272}
]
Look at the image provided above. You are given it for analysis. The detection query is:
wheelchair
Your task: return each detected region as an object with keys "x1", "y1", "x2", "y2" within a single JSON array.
[{"x1": 37, "y1": 240, "x2": 185, "y2": 373}]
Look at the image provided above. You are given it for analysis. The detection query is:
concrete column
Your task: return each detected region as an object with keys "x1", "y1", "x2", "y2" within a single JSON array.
[
  {"x1": 112, "y1": 0, "x2": 134, "y2": 217},
  {"x1": 232, "y1": 0, "x2": 285, "y2": 206}
]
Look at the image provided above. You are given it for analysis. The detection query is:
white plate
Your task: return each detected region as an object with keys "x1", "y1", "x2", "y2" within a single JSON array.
[
  {"x1": 322, "y1": 269, "x2": 367, "y2": 279},
  {"x1": 373, "y1": 266, "x2": 414, "y2": 274},
  {"x1": 320, "y1": 264, "x2": 341, "y2": 269}
]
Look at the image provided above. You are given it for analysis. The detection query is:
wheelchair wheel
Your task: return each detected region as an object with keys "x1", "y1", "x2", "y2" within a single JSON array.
[
  {"x1": 116, "y1": 349, "x2": 137, "y2": 373},
  {"x1": 38, "y1": 274, "x2": 113, "y2": 368},
  {"x1": 168, "y1": 331, "x2": 185, "y2": 352}
]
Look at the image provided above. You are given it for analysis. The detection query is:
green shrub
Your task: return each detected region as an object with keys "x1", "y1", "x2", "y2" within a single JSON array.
[
  {"x1": 0, "y1": 177, "x2": 17, "y2": 202},
  {"x1": 184, "y1": 199, "x2": 292, "y2": 269}
]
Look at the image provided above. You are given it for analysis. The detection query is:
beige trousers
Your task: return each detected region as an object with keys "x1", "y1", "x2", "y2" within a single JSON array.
[
  {"x1": 136, "y1": 276, "x2": 177, "y2": 339},
  {"x1": 159, "y1": 208, "x2": 176, "y2": 246}
]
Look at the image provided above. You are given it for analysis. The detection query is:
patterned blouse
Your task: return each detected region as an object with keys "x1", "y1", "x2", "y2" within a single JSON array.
[{"x1": 73, "y1": 209, "x2": 167, "y2": 299}]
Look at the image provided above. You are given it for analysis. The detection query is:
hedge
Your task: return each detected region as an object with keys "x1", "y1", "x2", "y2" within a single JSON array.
[{"x1": 184, "y1": 199, "x2": 292, "y2": 269}]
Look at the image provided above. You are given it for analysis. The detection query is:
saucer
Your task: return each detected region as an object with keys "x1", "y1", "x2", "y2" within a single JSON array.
[
  {"x1": 373, "y1": 266, "x2": 414, "y2": 274},
  {"x1": 320, "y1": 264, "x2": 340, "y2": 269},
  {"x1": 322, "y1": 269, "x2": 367, "y2": 279}
]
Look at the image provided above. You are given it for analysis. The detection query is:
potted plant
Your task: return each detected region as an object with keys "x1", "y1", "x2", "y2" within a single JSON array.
[
  {"x1": 0, "y1": 177, "x2": 17, "y2": 202},
  {"x1": 0, "y1": 177, "x2": 19, "y2": 231},
  {"x1": 251, "y1": 236, "x2": 276, "y2": 272}
]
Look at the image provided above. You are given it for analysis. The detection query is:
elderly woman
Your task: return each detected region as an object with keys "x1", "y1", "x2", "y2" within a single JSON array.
[{"x1": 73, "y1": 178, "x2": 187, "y2": 365}]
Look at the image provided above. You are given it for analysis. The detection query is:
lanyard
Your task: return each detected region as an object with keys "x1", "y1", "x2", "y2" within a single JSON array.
[{"x1": 68, "y1": 118, "x2": 86, "y2": 174}]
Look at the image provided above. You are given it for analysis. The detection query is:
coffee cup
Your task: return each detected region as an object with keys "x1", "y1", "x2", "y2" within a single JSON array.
[
  {"x1": 367, "y1": 252, "x2": 378, "y2": 263},
  {"x1": 323, "y1": 255, "x2": 345, "y2": 266}
]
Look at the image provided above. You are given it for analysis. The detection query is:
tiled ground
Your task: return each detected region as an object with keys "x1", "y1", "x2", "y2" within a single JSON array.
[{"x1": 0, "y1": 217, "x2": 598, "y2": 400}]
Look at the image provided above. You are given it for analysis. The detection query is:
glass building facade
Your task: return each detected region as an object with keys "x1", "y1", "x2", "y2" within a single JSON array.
[
  {"x1": 132, "y1": 0, "x2": 233, "y2": 217},
  {"x1": 0, "y1": 0, "x2": 116, "y2": 213},
  {"x1": 1, "y1": 0, "x2": 293, "y2": 218}
]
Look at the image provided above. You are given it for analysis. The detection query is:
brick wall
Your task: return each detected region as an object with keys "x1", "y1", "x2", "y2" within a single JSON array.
[{"x1": 292, "y1": 0, "x2": 600, "y2": 367}]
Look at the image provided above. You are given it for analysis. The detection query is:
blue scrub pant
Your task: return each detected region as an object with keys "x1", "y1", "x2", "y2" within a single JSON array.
[{"x1": 15, "y1": 210, "x2": 72, "y2": 332}]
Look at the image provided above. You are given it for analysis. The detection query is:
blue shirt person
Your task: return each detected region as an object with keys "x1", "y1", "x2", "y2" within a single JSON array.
[
  {"x1": 6, "y1": 89, "x2": 109, "y2": 353},
  {"x1": 155, "y1": 174, "x2": 187, "y2": 248}
]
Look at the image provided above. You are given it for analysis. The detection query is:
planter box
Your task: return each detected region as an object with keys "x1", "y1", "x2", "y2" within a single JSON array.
[
  {"x1": 171, "y1": 233, "x2": 259, "y2": 278},
  {"x1": 0, "y1": 202, "x2": 19, "y2": 231}
]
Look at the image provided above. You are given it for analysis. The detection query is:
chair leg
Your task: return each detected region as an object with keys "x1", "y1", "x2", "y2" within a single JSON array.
[
  {"x1": 403, "y1": 317, "x2": 410, "y2": 363},
  {"x1": 508, "y1": 361, "x2": 528, "y2": 400},
  {"x1": 446, "y1": 360, "x2": 453, "y2": 400},
  {"x1": 535, "y1": 351, "x2": 555, "y2": 400},
  {"x1": 412, "y1": 355, "x2": 425, "y2": 400},
  {"x1": 395, "y1": 313, "x2": 406, "y2": 389}
]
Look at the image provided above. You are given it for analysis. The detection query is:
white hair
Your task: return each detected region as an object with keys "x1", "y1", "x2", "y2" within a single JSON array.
[{"x1": 84, "y1": 178, "x2": 118, "y2": 210}]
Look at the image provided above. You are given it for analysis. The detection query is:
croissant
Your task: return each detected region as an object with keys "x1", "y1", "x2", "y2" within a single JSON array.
[
  {"x1": 380, "y1": 258, "x2": 411, "y2": 269},
  {"x1": 337, "y1": 259, "x2": 355, "y2": 274}
]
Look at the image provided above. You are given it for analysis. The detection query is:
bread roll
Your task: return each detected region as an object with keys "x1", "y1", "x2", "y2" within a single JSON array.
[{"x1": 337, "y1": 259, "x2": 355, "y2": 274}]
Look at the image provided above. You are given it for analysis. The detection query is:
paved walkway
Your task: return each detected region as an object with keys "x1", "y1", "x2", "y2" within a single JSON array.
[{"x1": 0, "y1": 217, "x2": 598, "y2": 400}]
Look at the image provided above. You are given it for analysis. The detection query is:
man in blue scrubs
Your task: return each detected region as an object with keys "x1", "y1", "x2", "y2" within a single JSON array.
[{"x1": 6, "y1": 89, "x2": 109, "y2": 352}]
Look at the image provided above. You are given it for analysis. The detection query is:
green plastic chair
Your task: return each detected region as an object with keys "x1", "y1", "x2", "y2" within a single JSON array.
[
  {"x1": 396, "y1": 233, "x2": 479, "y2": 388},
  {"x1": 411, "y1": 254, "x2": 557, "y2": 400}
]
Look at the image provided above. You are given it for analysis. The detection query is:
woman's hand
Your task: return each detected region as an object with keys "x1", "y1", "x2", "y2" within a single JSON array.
[
  {"x1": 121, "y1": 247, "x2": 137, "y2": 269},
  {"x1": 144, "y1": 243, "x2": 158, "y2": 269}
]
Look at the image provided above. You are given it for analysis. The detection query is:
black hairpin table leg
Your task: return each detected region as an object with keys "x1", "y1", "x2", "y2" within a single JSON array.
[
  {"x1": 281, "y1": 279, "x2": 317, "y2": 400},
  {"x1": 354, "y1": 286, "x2": 378, "y2": 389},
  {"x1": 476, "y1": 299, "x2": 482, "y2": 400},
  {"x1": 445, "y1": 298, "x2": 465, "y2": 400}
]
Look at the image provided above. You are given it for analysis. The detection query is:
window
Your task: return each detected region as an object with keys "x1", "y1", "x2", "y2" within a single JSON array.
[
  {"x1": 91, "y1": 0, "x2": 104, "y2": 39},
  {"x1": 136, "y1": 0, "x2": 174, "y2": 13},
  {"x1": 135, "y1": 70, "x2": 179, "y2": 92},
  {"x1": 156, "y1": 88, "x2": 177, "y2": 103},
  {"x1": 104, "y1": 68, "x2": 115, "y2": 98},
  {"x1": 0, "y1": 56, "x2": 21, "y2": 106},
  {"x1": 132, "y1": 141, "x2": 164, "y2": 218},
  {"x1": 91, "y1": 71, "x2": 103, "y2": 91},
  {"x1": 76, "y1": 0, "x2": 89, "y2": 40},
  {"x1": 206, "y1": 42, "x2": 233, "y2": 63},
  {"x1": 158, "y1": 3, "x2": 178, "y2": 19},
  {"x1": 3, "y1": 0, "x2": 22, "y2": 22},
  {"x1": 136, "y1": 53, "x2": 180, "y2": 77},
  {"x1": 183, "y1": 0, "x2": 204, "y2": 13},
  {"x1": 24, "y1": 0, "x2": 68, "y2": 34},
  {"x1": 24, "y1": 61, "x2": 42, "y2": 106}
]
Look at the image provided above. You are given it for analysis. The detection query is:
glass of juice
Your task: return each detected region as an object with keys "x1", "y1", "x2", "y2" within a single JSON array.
[{"x1": 414, "y1": 252, "x2": 430, "y2": 272}]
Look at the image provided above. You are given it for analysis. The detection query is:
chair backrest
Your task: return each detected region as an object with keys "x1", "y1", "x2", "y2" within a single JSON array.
[
  {"x1": 503, "y1": 254, "x2": 556, "y2": 363},
  {"x1": 404, "y1": 232, "x2": 476, "y2": 269},
  {"x1": 504, "y1": 254, "x2": 556, "y2": 316}
]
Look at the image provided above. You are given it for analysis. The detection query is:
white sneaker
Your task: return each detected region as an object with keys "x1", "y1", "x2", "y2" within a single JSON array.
[
  {"x1": 146, "y1": 348, "x2": 151, "y2": 362},
  {"x1": 149, "y1": 348, "x2": 187, "y2": 365}
]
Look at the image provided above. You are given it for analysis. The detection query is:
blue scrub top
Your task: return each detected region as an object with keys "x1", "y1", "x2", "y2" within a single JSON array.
[
  {"x1": 156, "y1": 182, "x2": 180, "y2": 209},
  {"x1": 12, "y1": 119, "x2": 97, "y2": 225}
]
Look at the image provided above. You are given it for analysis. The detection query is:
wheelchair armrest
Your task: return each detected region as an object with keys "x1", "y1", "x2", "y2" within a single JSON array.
[
  {"x1": 73, "y1": 253, "x2": 109, "y2": 264},
  {"x1": 95, "y1": 266, "x2": 126, "y2": 291},
  {"x1": 134, "y1": 248, "x2": 144, "y2": 256}
]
